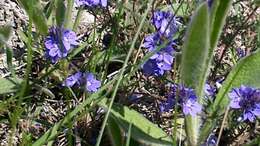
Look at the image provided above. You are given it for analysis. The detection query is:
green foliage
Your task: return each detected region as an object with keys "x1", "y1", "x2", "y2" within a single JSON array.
[
  {"x1": 55, "y1": 0, "x2": 66, "y2": 27},
  {"x1": 180, "y1": 2, "x2": 209, "y2": 145},
  {"x1": 213, "y1": 51, "x2": 260, "y2": 114},
  {"x1": 200, "y1": 51, "x2": 260, "y2": 144},
  {"x1": 0, "y1": 78, "x2": 21, "y2": 94},
  {"x1": 17, "y1": 0, "x2": 48, "y2": 34},
  {"x1": 107, "y1": 117, "x2": 124, "y2": 146},
  {"x1": 99, "y1": 98, "x2": 172, "y2": 146},
  {"x1": 0, "y1": 25, "x2": 12, "y2": 48},
  {"x1": 1, "y1": 0, "x2": 259, "y2": 145}
]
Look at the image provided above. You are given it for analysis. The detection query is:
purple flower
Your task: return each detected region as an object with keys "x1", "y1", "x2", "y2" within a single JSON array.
[
  {"x1": 152, "y1": 10, "x2": 179, "y2": 38},
  {"x1": 64, "y1": 72, "x2": 83, "y2": 87},
  {"x1": 64, "y1": 72, "x2": 101, "y2": 93},
  {"x1": 205, "y1": 83, "x2": 216, "y2": 97},
  {"x1": 142, "y1": 59, "x2": 164, "y2": 76},
  {"x1": 75, "y1": 0, "x2": 107, "y2": 7},
  {"x1": 207, "y1": 0, "x2": 214, "y2": 8},
  {"x1": 178, "y1": 85, "x2": 202, "y2": 116},
  {"x1": 182, "y1": 98, "x2": 202, "y2": 116},
  {"x1": 201, "y1": 134, "x2": 217, "y2": 146},
  {"x1": 236, "y1": 48, "x2": 246, "y2": 59},
  {"x1": 85, "y1": 73, "x2": 101, "y2": 92},
  {"x1": 229, "y1": 85, "x2": 260, "y2": 122},
  {"x1": 159, "y1": 97, "x2": 175, "y2": 113},
  {"x1": 159, "y1": 84, "x2": 202, "y2": 116},
  {"x1": 45, "y1": 27, "x2": 78, "y2": 63},
  {"x1": 142, "y1": 33, "x2": 176, "y2": 76}
]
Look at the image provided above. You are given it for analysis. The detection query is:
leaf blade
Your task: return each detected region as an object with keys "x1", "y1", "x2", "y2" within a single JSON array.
[
  {"x1": 17, "y1": 0, "x2": 48, "y2": 34},
  {"x1": 99, "y1": 99, "x2": 172, "y2": 146},
  {"x1": 179, "y1": 2, "x2": 210, "y2": 145}
]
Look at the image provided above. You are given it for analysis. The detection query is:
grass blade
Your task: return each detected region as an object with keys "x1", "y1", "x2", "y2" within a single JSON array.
[{"x1": 95, "y1": 1, "x2": 154, "y2": 145}]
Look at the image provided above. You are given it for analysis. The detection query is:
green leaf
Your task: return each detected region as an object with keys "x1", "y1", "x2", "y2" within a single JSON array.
[
  {"x1": 99, "y1": 99, "x2": 172, "y2": 146},
  {"x1": 0, "y1": 78, "x2": 22, "y2": 94},
  {"x1": 253, "y1": 0, "x2": 260, "y2": 6},
  {"x1": 0, "y1": 25, "x2": 12, "y2": 48},
  {"x1": 64, "y1": 0, "x2": 75, "y2": 29},
  {"x1": 55, "y1": 0, "x2": 66, "y2": 27},
  {"x1": 198, "y1": 1, "x2": 232, "y2": 143},
  {"x1": 180, "y1": 2, "x2": 210, "y2": 100},
  {"x1": 17, "y1": 0, "x2": 48, "y2": 34},
  {"x1": 209, "y1": 0, "x2": 232, "y2": 56},
  {"x1": 107, "y1": 117, "x2": 124, "y2": 146},
  {"x1": 43, "y1": 0, "x2": 55, "y2": 19},
  {"x1": 199, "y1": 51, "x2": 260, "y2": 144},
  {"x1": 179, "y1": 2, "x2": 209, "y2": 145},
  {"x1": 213, "y1": 51, "x2": 260, "y2": 113}
]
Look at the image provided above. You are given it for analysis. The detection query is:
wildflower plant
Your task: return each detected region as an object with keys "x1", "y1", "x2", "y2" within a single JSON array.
[{"x1": 0, "y1": 0, "x2": 259, "y2": 146}]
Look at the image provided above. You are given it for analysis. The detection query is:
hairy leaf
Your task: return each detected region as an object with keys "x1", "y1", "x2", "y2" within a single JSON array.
[
  {"x1": 200, "y1": 51, "x2": 260, "y2": 144},
  {"x1": 180, "y1": 2, "x2": 209, "y2": 145}
]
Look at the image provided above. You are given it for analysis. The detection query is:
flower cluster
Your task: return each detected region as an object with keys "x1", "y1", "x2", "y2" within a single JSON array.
[
  {"x1": 64, "y1": 72, "x2": 101, "y2": 93},
  {"x1": 142, "y1": 33, "x2": 176, "y2": 76},
  {"x1": 142, "y1": 10, "x2": 179, "y2": 76},
  {"x1": 160, "y1": 84, "x2": 202, "y2": 117},
  {"x1": 229, "y1": 85, "x2": 260, "y2": 122},
  {"x1": 75, "y1": 0, "x2": 107, "y2": 7},
  {"x1": 44, "y1": 27, "x2": 78, "y2": 63},
  {"x1": 152, "y1": 10, "x2": 179, "y2": 38}
]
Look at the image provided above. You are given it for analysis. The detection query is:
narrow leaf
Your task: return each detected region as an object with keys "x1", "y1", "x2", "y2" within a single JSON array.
[
  {"x1": 0, "y1": 25, "x2": 12, "y2": 42},
  {"x1": 17, "y1": 0, "x2": 48, "y2": 34},
  {"x1": 55, "y1": 0, "x2": 66, "y2": 27},
  {"x1": 209, "y1": 0, "x2": 232, "y2": 55},
  {"x1": 107, "y1": 117, "x2": 123, "y2": 146}
]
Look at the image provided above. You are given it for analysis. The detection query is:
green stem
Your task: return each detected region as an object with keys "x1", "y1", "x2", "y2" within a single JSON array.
[
  {"x1": 95, "y1": 1, "x2": 154, "y2": 145},
  {"x1": 64, "y1": 0, "x2": 74, "y2": 29},
  {"x1": 73, "y1": 6, "x2": 83, "y2": 31}
]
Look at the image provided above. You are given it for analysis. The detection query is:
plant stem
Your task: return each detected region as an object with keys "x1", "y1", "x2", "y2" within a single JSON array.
[
  {"x1": 64, "y1": 0, "x2": 75, "y2": 29},
  {"x1": 94, "y1": 1, "x2": 154, "y2": 145},
  {"x1": 73, "y1": 6, "x2": 83, "y2": 31}
]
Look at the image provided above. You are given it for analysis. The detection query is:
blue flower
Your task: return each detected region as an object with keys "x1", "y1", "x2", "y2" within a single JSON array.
[
  {"x1": 76, "y1": 0, "x2": 107, "y2": 7},
  {"x1": 178, "y1": 85, "x2": 202, "y2": 116},
  {"x1": 229, "y1": 85, "x2": 260, "y2": 122},
  {"x1": 142, "y1": 33, "x2": 176, "y2": 76},
  {"x1": 207, "y1": 0, "x2": 214, "y2": 8},
  {"x1": 201, "y1": 134, "x2": 217, "y2": 146},
  {"x1": 236, "y1": 48, "x2": 246, "y2": 59},
  {"x1": 142, "y1": 59, "x2": 164, "y2": 76},
  {"x1": 159, "y1": 84, "x2": 202, "y2": 116},
  {"x1": 159, "y1": 97, "x2": 175, "y2": 113},
  {"x1": 64, "y1": 72, "x2": 83, "y2": 87},
  {"x1": 64, "y1": 72, "x2": 101, "y2": 93},
  {"x1": 182, "y1": 98, "x2": 202, "y2": 116},
  {"x1": 85, "y1": 73, "x2": 101, "y2": 92},
  {"x1": 205, "y1": 83, "x2": 217, "y2": 97},
  {"x1": 44, "y1": 27, "x2": 78, "y2": 63},
  {"x1": 152, "y1": 10, "x2": 179, "y2": 38}
]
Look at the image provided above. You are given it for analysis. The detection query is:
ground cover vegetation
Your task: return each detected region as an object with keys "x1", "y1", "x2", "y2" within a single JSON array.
[{"x1": 0, "y1": 0, "x2": 259, "y2": 145}]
